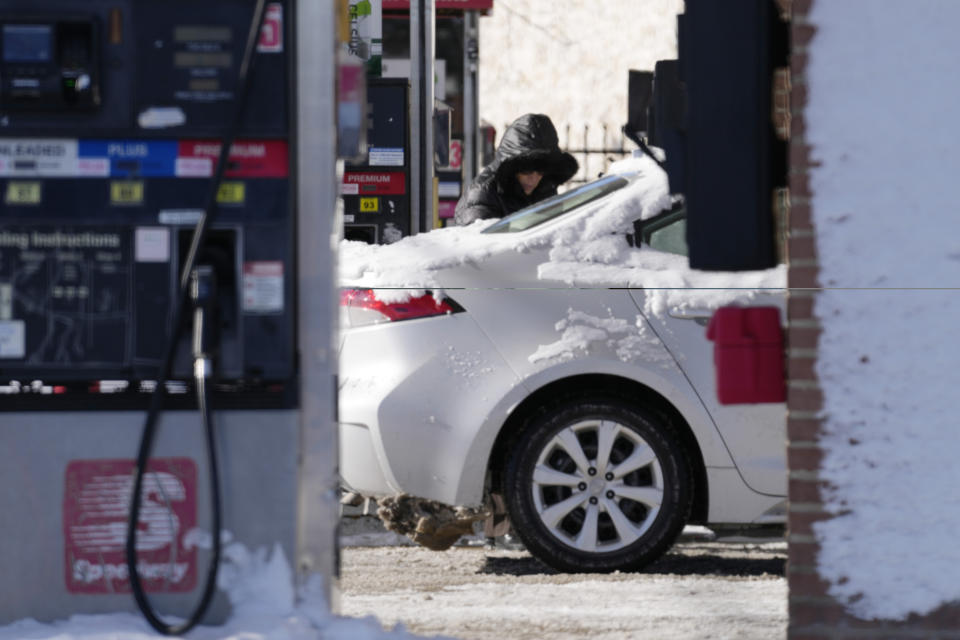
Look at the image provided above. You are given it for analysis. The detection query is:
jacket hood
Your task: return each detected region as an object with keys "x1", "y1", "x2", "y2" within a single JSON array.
[{"x1": 493, "y1": 114, "x2": 579, "y2": 186}]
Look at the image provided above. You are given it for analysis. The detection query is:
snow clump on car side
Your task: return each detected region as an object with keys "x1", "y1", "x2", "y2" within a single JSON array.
[{"x1": 528, "y1": 308, "x2": 675, "y2": 366}]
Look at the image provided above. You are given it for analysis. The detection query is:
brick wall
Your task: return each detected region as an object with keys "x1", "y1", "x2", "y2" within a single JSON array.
[
  {"x1": 786, "y1": 1, "x2": 960, "y2": 637},
  {"x1": 785, "y1": 2, "x2": 828, "y2": 635}
]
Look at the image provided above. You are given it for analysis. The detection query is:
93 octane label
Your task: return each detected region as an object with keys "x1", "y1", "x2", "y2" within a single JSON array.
[
  {"x1": 216, "y1": 181, "x2": 246, "y2": 205},
  {"x1": 360, "y1": 197, "x2": 379, "y2": 212}
]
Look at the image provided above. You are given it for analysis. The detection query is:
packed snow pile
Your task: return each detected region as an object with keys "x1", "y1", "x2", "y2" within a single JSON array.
[
  {"x1": 339, "y1": 219, "x2": 506, "y2": 301},
  {"x1": 0, "y1": 539, "x2": 447, "y2": 640},
  {"x1": 539, "y1": 248, "x2": 784, "y2": 318},
  {"x1": 806, "y1": 0, "x2": 960, "y2": 621},
  {"x1": 339, "y1": 153, "x2": 785, "y2": 316}
]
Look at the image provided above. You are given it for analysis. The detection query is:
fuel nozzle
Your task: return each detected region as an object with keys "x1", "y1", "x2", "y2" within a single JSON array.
[{"x1": 190, "y1": 265, "x2": 218, "y2": 381}]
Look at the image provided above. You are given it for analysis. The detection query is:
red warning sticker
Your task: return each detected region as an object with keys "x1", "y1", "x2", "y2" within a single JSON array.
[
  {"x1": 243, "y1": 261, "x2": 284, "y2": 313},
  {"x1": 257, "y1": 3, "x2": 284, "y2": 53},
  {"x1": 63, "y1": 458, "x2": 198, "y2": 594}
]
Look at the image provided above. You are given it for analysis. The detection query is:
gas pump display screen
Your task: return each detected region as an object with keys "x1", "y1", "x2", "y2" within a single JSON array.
[{"x1": 3, "y1": 25, "x2": 53, "y2": 62}]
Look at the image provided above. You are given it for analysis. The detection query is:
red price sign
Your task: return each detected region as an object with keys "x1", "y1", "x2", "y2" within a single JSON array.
[
  {"x1": 448, "y1": 139, "x2": 463, "y2": 171},
  {"x1": 257, "y1": 3, "x2": 284, "y2": 53}
]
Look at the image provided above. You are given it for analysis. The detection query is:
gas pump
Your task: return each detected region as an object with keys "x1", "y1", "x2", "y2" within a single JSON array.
[
  {"x1": 342, "y1": 78, "x2": 410, "y2": 244},
  {"x1": 0, "y1": 0, "x2": 341, "y2": 631}
]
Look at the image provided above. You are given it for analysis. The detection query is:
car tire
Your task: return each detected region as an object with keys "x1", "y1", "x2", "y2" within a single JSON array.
[{"x1": 503, "y1": 395, "x2": 693, "y2": 573}]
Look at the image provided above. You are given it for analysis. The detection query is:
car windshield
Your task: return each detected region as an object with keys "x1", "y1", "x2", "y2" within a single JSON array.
[{"x1": 482, "y1": 174, "x2": 630, "y2": 233}]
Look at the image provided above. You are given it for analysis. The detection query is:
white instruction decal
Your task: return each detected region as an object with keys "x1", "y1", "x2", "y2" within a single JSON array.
[
  {"x1": 158, "y1": 209, "x2": 204, "y2": 225},
  {"x1": 368, "y1": 147, "x2": 404, "y2": 166},
  {"x1": 138, "y1": 107, "x2": 186, "y2": 130},
  {"x1": 243, "y1": 261, "x2": 284, "y2": 313},
  {"x1": 0, "y1": 320, "x2": 25, "y2": 358},
  {"x1": 135, "y1": 227, "x2": 170, "y2": 263}
]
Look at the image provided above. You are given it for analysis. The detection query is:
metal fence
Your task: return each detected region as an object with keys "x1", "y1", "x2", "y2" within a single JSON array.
[{"x1": 560, "y1": 123, "x2": 634, "y2": 187}]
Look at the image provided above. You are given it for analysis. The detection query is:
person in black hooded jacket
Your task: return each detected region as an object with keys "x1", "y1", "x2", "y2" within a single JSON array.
[{"x1": 454, "y1": 113, "x2": 579, "y2": 226}]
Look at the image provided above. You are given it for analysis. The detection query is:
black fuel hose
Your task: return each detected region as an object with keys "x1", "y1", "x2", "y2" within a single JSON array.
[{"x1": 125, "y1": 0, "x2": 268, "y2": 634}]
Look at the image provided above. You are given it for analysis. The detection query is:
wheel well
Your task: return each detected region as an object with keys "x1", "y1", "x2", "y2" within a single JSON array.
[{"x1": 486, "y1": 374, "x2": 709, "y2": 524}]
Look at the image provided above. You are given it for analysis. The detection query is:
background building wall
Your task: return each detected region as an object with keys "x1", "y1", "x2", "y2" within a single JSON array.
[{"x1": 477, "y1": 0, "x2": 684, "y2": 158}]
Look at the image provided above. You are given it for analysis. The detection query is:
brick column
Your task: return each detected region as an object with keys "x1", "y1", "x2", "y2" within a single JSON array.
[
  {"x1": 785, "y1": 2, "x2": 833, "y2": 635},
  {"x1": 786, "y1": 1, "x2": 960, "y2": 637}
]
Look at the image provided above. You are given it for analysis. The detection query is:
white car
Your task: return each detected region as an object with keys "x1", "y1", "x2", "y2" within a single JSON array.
[{"x1": 338, "y1": 153, "x2": 786, "y2": 572}]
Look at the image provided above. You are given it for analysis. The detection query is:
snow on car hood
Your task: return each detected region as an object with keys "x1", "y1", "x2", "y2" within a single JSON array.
[
  {"x1": 338, "y1": 151, "x2": 786, "y2": 313},
  {"x1": 339, "y1": 219, "x2": 507, "y2": 302}
]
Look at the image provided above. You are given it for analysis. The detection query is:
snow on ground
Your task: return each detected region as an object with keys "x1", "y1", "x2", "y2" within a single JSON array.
[
  {"x1": 0, "y1": 523, "x2": 782, "y2": 640},
  {"x1": 807, "y1": 0, "x2": 960, "y2": 621},
  {"x1": 0, "y1": 540, "x2": 441, "y2": 640},
  {"x1": 339, "y1": 526, "x2": 787, "y2": 640}
]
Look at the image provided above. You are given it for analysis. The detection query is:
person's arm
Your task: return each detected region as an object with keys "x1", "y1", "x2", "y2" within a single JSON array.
[
  {"x1": 454, "y1": 169, "x2": 503, "y2": 225},
  {"x1": 454, "y1": 194, "x2": 500, "y2": 225}
]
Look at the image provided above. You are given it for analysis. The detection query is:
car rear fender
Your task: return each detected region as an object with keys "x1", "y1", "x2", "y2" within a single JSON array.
[{"x1": 453, "y1": 356, "x2": 737, "y2": 507}]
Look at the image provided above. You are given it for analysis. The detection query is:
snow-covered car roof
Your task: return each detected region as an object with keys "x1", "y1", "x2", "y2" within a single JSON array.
[{"x1": 338, "y1": 152, "x2": 786, "y2": 313}]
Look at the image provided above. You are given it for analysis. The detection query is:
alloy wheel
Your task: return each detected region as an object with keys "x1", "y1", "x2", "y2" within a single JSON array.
[{"x1": 531, "y1": 418, "x2": 664, "y2": 553}]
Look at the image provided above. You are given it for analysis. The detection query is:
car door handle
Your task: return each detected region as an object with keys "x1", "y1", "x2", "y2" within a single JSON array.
[{"x1": 668, "y1": 310, "x2": 712, "y2": 326}]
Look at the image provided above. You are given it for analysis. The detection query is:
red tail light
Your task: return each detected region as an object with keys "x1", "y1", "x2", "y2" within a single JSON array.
[{"x1": 340, "y1": 288, "x2": 463, "y2": 326}]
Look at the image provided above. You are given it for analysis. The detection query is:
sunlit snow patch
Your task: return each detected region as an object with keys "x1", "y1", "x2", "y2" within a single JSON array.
[{"x1": 529, "y1": 309, "x2": 674, "y2": 366}]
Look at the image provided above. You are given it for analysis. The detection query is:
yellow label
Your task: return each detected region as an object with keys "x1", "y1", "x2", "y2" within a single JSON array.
[
  {"x1": 110, "y1": 181, "x2": 144, "y2": 205},
  {"x1": 5, "y1": 181, "x2": 41, "y2": 205},
  {"x1": 360, "y1": 197, "x2": 379, "y2": 213},
  {"x1": 216, "y1": 182, "x2": 245, "y2": 205},
  {"x1": 336, "y1": 0, "x2": 350, "y2": 45}
]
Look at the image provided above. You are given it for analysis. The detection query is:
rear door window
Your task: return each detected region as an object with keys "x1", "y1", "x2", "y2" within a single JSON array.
[{"x1": 483, "y1": 175, "x2": 629, "y2": 233}]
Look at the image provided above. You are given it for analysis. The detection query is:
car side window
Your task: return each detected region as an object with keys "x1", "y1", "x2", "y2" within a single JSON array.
[
  {"x1": 648, "y1": 218, "x2": 688, "y2": 256},
  {"x1": 483, "y1": 175, "x2": 629, "y2": 233},
  {"x1": 640, "y1": 207, "x2": 688, "y2": 256}
]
